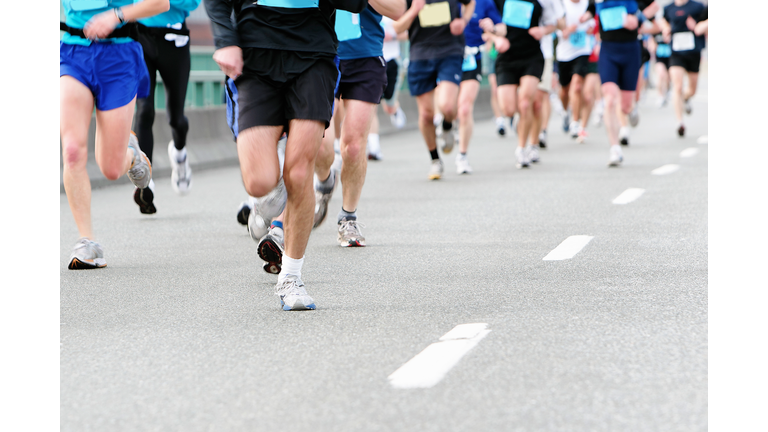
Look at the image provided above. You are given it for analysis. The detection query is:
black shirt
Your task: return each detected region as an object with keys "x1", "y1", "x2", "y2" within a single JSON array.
[
  {"x1": 492, "y1": 0, "x2": 545, "y2": 62},
  {"x1": 406, "y1": 0, "x2": 473, "y2": 61}
]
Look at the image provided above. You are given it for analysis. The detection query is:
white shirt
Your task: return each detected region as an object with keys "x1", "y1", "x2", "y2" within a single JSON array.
[
  {"x1": 556, "y1": 0, "x2": 595, "y2": 62},
  {"x1": 381, "y1": 17, "x2": 401, "y2": 62},
  {"x1": 538, "y1": 0, "x2": 565, "y2": 59}
]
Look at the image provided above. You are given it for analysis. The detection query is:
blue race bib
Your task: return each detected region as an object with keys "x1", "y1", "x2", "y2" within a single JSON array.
[
  {"x1": 569, "y1": 31, "x2": 586, "y2": 48},
  {"x1": 502, "y1": 0, "x2": 534, "y2": 29},
  {"x1": 600, "y1": 6, "x2": 627, "y2": 31},
  {"x1": 68, "y1": 0, "x2": 108, "y2": 11},
  {"x1": 335, "y1": 10, "x2": 362, "y2": 41},
  {"x1": 656, "y1": 43, "x2": 671, "y2": 58},
  {"x1": 258, "y1": 0, "x2": 319, "y2": 8},
  {"x1": 462, "y1": 54, "x2": 477, "y2": 72}
]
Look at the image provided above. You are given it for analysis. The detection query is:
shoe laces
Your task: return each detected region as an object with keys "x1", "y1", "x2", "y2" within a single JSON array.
[
  {"x1": 275, "y1": 276, "x2": 304, "y2": 297},
  {"x1": 339, "y1": 219, "x2": 364, "y2": 237}
]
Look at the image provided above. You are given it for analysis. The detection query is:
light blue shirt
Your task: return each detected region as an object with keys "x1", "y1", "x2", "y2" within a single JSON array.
[
  {"x1": 61, "y1": 0, "x2": 136, "y2": 46},
  {"x1": 139, "y1": 0, "x2": 201, "y2": 28}
]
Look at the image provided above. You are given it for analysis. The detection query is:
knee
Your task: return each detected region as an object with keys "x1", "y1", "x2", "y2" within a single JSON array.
[
  {"x1": 283, "y1": 158, "x2": 314, "y2": 194},
  {"x1": 168, "y1": 114, "x2": 189, "y2": 133},
  {"x1": 419, "y1": 109, "x2": 435, "y2": 126},
  {"x1": 439, "y1": 102, "x2": 457, "y2": 120},
  {"x1": 61, "y1": 139, "x2": 88, "y2": 171},
  {"x1": 621, "y1": 100, "x2": 633, "y2": 115},
  {"x1": 341, "y1": 135, "x2": 365, "y2": 162},
  {"x1": 518, "y1": 96, "x2": 533, "y2": 113},
  {"x1": 243, "y1": 174, "x2": 279, "y2": 199},
  {"x1": 458, "y1": 102, "x2": 473, "y2": 121}
]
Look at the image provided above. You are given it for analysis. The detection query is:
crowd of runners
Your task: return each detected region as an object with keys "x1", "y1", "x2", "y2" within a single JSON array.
[{"x1": 60, "y1": 0, "x2": 708, "y2": 310}]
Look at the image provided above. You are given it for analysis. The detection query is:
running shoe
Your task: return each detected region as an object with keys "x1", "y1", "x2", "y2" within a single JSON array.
[
  {"x1": 629, "y1": 106, "x2": 640, "y2": 127},
  {"x1": 275, "y1": 275, "x2": 316, "y2": 311},
  {"x1": 538, "y1": 130, "x2": 547, "y2": 149},
  {"x1": 569, "y1": 121, "x2": 580, "y2": 140},
  {"x1": 248, "y1": 203, "x2": 270, "y2": 244},
  {"x1": 236, "y1": 201, "x2": 251, "y2": 226},
  {"x1": 439, "y1": 124, "x2": 456, "y2": 154},
  {"x1": 562, "y1": 110, "x2": 571, "y2": 133},
  {"x1": 593, "y1": 100, "x2": 604, "y2": 127},
  {"x1": 515, "y1": 146, "x2": 530, "y2": 169},
  {"x1": 168, "y1": 141, "x2": 192, "y2": 195},
  {"x1": 259, "y1": 178, "x2": 287, "y2": 221},
  {"x1": 258, "y1": 225, "x2": 284, "y2": 275},
  {"x1": 657, "y1": 94, "x2": 668, "y2": 108},
  {"x1": 608, "y1": 145, "x2": 623, "y2": 167},
  {"x1": 428, "y1": 159, "x2": 444, "y2": 180},
  {"x1": 455, "y1": 153, "x2": 473, "y2": 174},
  {"x1": 677, "y1": 124, "x2": 686, "y2": 137},
  {"x1": 127, "y1": 132, "x2": 152, "y2": 189},
  {"x1": 528, "y1": 145, "x2": 540, "y2": 164},
  {"x1": 313, "y1": 170, "x2": 338, "y2": 228},
  {"x1": 577, "y1": 129, "x2": 588, "y2": 143},
  {"x1": 367, "y1": 137, "x2": 383, "y2": 161},
  {"x1": 619, "y1": 126, "x2": 630, "y2": 146},
  {"x1": 67, "y1": 238, "x2": 106, "y2": 270},
  {"x1": 390, "y1": 107, "x2": 407, "y2": 129},
  {"x1": 338, "y1": 218, "x2": 366, "y2": 247},
  {"x1": 684, "y1": 98, "x2": 693, "y2": 115},
  {"x1": 133, "y1": 179, "x2": 156, "y2": 215},
  {"x1": 433, "y1": 113, "x2": 444, "y2": 128},
  {"x1": 495, "y1": 117, "x2": 506, "y2": 136}
]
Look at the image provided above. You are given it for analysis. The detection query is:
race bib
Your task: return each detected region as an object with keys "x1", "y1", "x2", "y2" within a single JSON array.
[
  {"x1": 502, "y1": 0, "x2": 534, "y2": 29},
  {"x1": 68, "y1": 0, "x2": 108, "y2": 11},
  {"x1": 335, "y1": 11, "x2": 361, "y2": 41},
  {"x1": 418, "y1": 2, "x2": 452, "y2": 28},
  {"x1": 462, "y1": 53, "x2": 477, "y2": 72},
  {"x1": 672, "y1": 31, "x2": 695, "y2": 51},
  {"x1": 600, "y1": 6, "x2": 627, "y2": 31},
  {"x1": 258, "y1": 0, "x2": 319, "y2": 8},
  {"x1": 569, "y1": 31, "x2": 587, "y2": 48},
  {"x1": 656, "y1": 43, "x2": 671, "y2": 58}
]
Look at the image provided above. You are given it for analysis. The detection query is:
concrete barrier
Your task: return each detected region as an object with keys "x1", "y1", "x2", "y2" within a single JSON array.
[{"x1": 60, "y1": 87, "x2": 494, "y2": 193}]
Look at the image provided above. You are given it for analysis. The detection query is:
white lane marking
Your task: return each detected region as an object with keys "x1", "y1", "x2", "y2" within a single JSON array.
[
  {"x1": 388, "y1": 323, "x2": 491, "y2": 389},
  {"x1": 651, "y1": 164, "x2": 680, "y2": 175},
  {"x1": 680, "y1": 148, "x2": 699, "y2": 158},
  {"x1": 543, "y1": 235, "x2": 593, "y2": 261},
  {"x1": 697, "y1": 135, "x2": 708, "y2": 145},
  {"x1": 612, "y1": 188, "x2": 645, "y2": 205}
]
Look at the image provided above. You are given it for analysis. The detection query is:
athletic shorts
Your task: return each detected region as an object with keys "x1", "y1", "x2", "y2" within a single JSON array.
[
  {"x1": 233, "y1": 48, "x2": 339, "y2": 133},
  {"x1": 461, "y1": 54, "x2": 483, "y2": 82},
  {"x1": 598, "y1": 40, "x2": 641, "y2": 91},
  {"x1": 538, "y1": 57, "x2": 553, "y2": 92},
  {"x1": 495, "y1": 55, "x2": 545, "y2": 87},
  {"x1": 60, "y1": 41, "x2": 150, "y2": 111},
  {"x1": 335, "y1": 56, "x2": 388, "y2": 104},
  {"x1": 382, "y1": 58, "x2": 401, "y2": 101},
  {"x1": 640, "y1": 43, "x2": 651, "y2": 65},
  {"x1": 558, "y1": 55, "x2": 590, "y2": 87},
  {"x1": 670, "y1": 51, "x2": 701, "y2": 73},
  {"x1": 587, "y1": 60, "x2": 599, "y2": 75},
  {"x1": 407, "y1": 55, "x2": 463, "y2": 96}
]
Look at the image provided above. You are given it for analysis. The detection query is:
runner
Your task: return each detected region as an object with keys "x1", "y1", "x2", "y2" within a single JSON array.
[
  {"x1": 648, "y1": 21, "x2": 672, "y2": 108},
  {"x1": 394, "y1": 0, "x2": 476, "y2": 180},
  {"x1": 60, "y1": 0, "x2": 168, "y2": 269},
  {"x1": 132, "y1": 0, "x2": 201, "y2": 215},
  {"x1": 456, "y1": 0, "x2": 501, "y2": 173},
  {"x1": 556, "y1": 0, "x2": 595, "y2": 143},
  {"x1": 657, "y1": 0, "x2": 706, "y2": 137},
  {"x1": 479, "y1": 0, "x2": 563, "y2": 169},
  {"x1": 487, "y1": 43, "x2": 509, "y2": 137},
  {"x1": 579, "y1": 0, "x2": 659, "y2": 166},
  {"x1": 205, "y1": 0, "x2": 366, "y2": 310},
  {"x1": 312, "y1": 0, "x2": 406, "y2": 248},
  {"x1": 529, "y1": 31, "x2": 558, "y2": 163}
]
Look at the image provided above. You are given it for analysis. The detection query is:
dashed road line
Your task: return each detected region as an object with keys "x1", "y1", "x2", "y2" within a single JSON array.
[
  {"x1": 612, "y1": 188, "x2": 645, "y2": 205},
  {"x1": 651, "y1": 164, "x2": 680, "y2": 175},
  {"x1": 388, "y1": 323, "x2": 491, "y2": 389},
  {"x1": 697, "y1": 135, "x2": 708, "y2": 145},
  {"x1": 543, "y1": 235, "x2": 593, "y2": 261},
  {"x1": 680, "y1": 148, "x2": 699, "y2": 158}
]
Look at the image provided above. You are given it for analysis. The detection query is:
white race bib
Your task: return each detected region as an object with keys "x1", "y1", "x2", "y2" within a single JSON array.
[{"x1": 672, "y1": 31, "x2": 695, "y2": 52}]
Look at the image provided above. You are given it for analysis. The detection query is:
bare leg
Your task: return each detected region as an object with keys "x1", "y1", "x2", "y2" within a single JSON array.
[
  {"x1": 458, "y1": 79, "x2": 480, "y2": 154},
  {"x1": 670, "y1": 66, "x2": 686, "y2": 125},
  {"x1": 435, "y1": 81, "x2": 460, "y2": 123},
  {"x1": 580, "y1": 73, "x2": 599, "y2": 129},
  {"x1": 315, "y1": 102, "x2": 338, "y2": 182},
  {"x1": 516, "y1": 76, "x2": 539, "y2": 149},
  {"x1": 339, "y1": 99, "x2": 376, "y2": 212},
  {"x1": 489, "y1": 73, "x2": 502, "y2": 119},
  {"x1": 416, "y1": 90, "x2": 438, "y2": 152},
  {"x1": 602, "y1": 82, "x2": 622, "y2": 147},
  {"x1": 569, "y1": 74, "x2": 584, "y2": 124}
]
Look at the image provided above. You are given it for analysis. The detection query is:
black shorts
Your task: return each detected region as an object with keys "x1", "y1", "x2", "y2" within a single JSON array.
[
  {"x1": 641, "y1": 43, "x2": 651, "y2": 65},
  {"x1": 382, "y1": 59, "x2": 399, "y2": 100},
  {"x1": 656, "y1": 56, "x2": 670, "y2": 69},
  {"x1": 461, "y1": 55, "x2": 483, "y2": 82},
  {"x1": 335, "y1": 56, "x2": 388, "y2": 104},
  {"x1": 495, "y1": 55, "x2": 544, "y2": 86},
  {"x1": 236, "y1": 48, "x2": 339, "y2": 132},
  {"x1": 670, "y1": 52, "x2": 701, "y2": 73},
  {"x1": 558, "y1": 55, "x2": 590, "y2": 87}
]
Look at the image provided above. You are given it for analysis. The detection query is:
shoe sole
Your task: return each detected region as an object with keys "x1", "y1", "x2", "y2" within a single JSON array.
[
  {"x1": 313, "y1": 193, "x2": 332, "y2": 228},
  {"x1": 367, "y1": 154, "x2": 382, "y2": 161},
  {"x1": 68, "y1": 257, "x2": 106, "y2": 270},
  {"x1": 620, "y1": 138, "x2": 629, "y2": 146},
  {"x1": 339, "y1": 239, "x2": 366, "y2": 247},
  {"x1": 608, "y1": 158, "x2": 623, "y2": 167},
  {"x1": 258, "y1": 237, "x2": 283, "y2": 274},
  {"x1": 428, "y1": 174, "x2": 442, "y2": 180},
  {"x1": 677, "y1": 127, "x2": 685, "y2": 137},
  {"x1": 133, "y1": 187, "x2": 157, "y2": 214},
  {"x1": 281, "y1": 301, "x2": 316, "y2": 311},
  {"x1": 236, "y1": 205, "x2": 250, "y2": 226}
]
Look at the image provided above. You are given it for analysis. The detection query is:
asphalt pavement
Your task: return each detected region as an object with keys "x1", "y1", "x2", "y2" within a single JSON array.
[{"x1": 60, "y1": 75, "x2": 708, "y2": 432}]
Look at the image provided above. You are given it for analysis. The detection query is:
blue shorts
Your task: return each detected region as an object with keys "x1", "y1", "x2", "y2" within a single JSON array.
[
  {"x1": 407, "y1": 55, "x2": 462, "y2": 96},
  {"x1": 60, "y1": 41, "x2": 150, "y2": 111},
  {"x1": 598, "y1": 40, "x2": 641, "y2": 92}
]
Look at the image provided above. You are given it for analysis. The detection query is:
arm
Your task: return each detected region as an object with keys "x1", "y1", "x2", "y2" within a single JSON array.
[
  {"x1": 203, "y1": 0, "x2": 242, "y2": 80},
  {"x1": 392, "y1": 0, "x2": 424, "y2": 35},
  {"x1": 641, "y1": 1, "x2": 659, "y2": 20},
  {"x1": 370, "y1": 0, "x2": 407, "y2": 20},
  {"x1": 84, "y1": 0, "x2": 170, "y2": 39},
  {"x1": 694, "y1": 19, "x2": 707, "y2": 37},
  {"x1": 449, "y1": 0, "x2": 475, "y2": 36}
]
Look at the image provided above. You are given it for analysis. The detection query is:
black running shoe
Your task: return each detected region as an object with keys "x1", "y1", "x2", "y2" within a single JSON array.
[
  {"x1": 677, "y1": 125, "x2": 685, "y2": 137},
  {"x1": 133, "y1": 186, "x2": 156, "y2": 214},
  {"x1": 236, "y1": 201, "x2": 251, "y2": 226}
]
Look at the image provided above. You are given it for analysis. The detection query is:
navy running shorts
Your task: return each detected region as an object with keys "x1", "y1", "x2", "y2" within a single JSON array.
[
  {"x1": 598, "y1": 40, "x2": 641, "y2": 91},
  {"x1": 335, "y1": 56, "x2": 388, "y2": 104},
  {"x1": 407, "y1": 55, "x2": 463, "y2": 96}
]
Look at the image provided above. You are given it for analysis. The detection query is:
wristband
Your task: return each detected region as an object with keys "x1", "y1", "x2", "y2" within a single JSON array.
[{"x1": 114, "y1": 8, "x2": 126, "y2": 24}]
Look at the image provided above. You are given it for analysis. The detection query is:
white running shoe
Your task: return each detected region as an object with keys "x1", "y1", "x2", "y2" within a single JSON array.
[
  {"x1": 629, "y1": 106, "x2": 640, "y2": 127},
  {"x1": 428, "y1": 159, "x2": 444, "y2": 180},
  {"x1": 68, "y1": 238, "x2": 106, "y2": 270},
  {"x1": 390, "y1": 107, "x2": 407, "y2": 129},
  {"x1": 126, "y1": 132, "x2": 152, "y2": 189},
  {"x1": 593, "y1": 100, "x2": 604, "y2": 127},
  {"x1": 168, "y1": 141, "x2": 192, "y2": 195},
  {"x1": 684, "y1": 98, "x2": 693, "y2": 115},
  {"x1": 367, "y1": 135, "x2": 383, "y2": 161},
  {"x1": 275, "y1": 275, "x2": 316, "y2": 311},
  {"x1": 495, "y1": 117, "x2": 506, "y2": 137},
  {"x1": 569, "y1": 121, "x2": 580, "y2": 139},
  {"x1": 608, "y1": 145, "x2": 623, "y2": 167},
  {"x1": 528, "y1": 145, "x2": 540, "y2": 163},
  {"x1": 247, "y1": 202, "x2": 270, "y2": 244},
  {"x1": 515, "y1": 146, "x2": 530, "y2": 169},
  {"x1": 455, "y1": 153, "x2": 473, "y2": 174}
]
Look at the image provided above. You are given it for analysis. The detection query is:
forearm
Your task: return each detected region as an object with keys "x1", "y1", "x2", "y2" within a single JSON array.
[
  {"x1": 120, "y1": 0, "x2": 170, "y2": 21},
  {"x1": 204, "y1": 0, "x2": 239, "y2": 49},
  {"x1": 642, "y1": 1, "x2": 659, "y2": 20},
  {"x1": 462, "y1": 1, "x2": 475, "y2": 25},
  {"x1": 393, "y1": 7, "x2": 419, "y2": 34},
  {"x1": 370, "y1": 0, "x2": 407, "y2": 20},
  {"x1": 694, "y1": 20, "x2": 707, "y2": 36}
]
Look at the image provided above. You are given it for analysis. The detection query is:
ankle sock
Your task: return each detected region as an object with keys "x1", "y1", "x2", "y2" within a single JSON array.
[
  {"x1": 338, "y1": 208, "x2": 356, "y2": 224},
  {"x1": 430, "y1": 149, "x2": 440, "y2": 160},
  {"x1": 279, "y1": 255, "x2": 304, "y2": 282}
]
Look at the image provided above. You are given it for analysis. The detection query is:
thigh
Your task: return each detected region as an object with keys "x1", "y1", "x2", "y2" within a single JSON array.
[
  {"x1": 94, "y1": 97, "x2": 137, "y2": 166},
  {"x1": 60, "y1": 75, "x2": 95, "y2": 154},
  {"x1": 237, "y1": 125, "x2": 284, "y2": 184},
  {"x1": 285, "y1": 119, "x2": 325, "y2": 171},
  {"x1": 436, "y1": 55, "x2": 463, "y2": 87},
  {"x1": 156, "y1": 40, "x2": 191, "y2": 114},
  {"x1": 340, "y1": 98, "x2": 377, "y2": 143},
  {"x1": 436, "y1": 79, "x2": 460, "y2": 109},
  {"x1": 458, "y1": 79, "x2": 481, "y2": 107},
  {"x1": 408, "y1": 59, "x2": 438, "y2": 97},
  {"x1": 497, "y1": 84, "x2": 519, "y2": 108}
]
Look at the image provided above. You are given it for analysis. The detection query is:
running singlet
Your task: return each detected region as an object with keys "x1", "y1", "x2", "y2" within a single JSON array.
[
  {"x1": 492, "y1": 0, "x2": 561, "y2": 61},
  {"x1": 594, "y1": 0, "x2": 655, "y2": 43},
  {"x1": 337, "y1": 5, "x2": 385, "y2": 59},
  {"x1": 663, "y1": 0, "x2": 705, "y2": 53},
  {"x1": 61, "y1": 0, "x2": 136, "y2": 46},
  {"x1": 556, "y1": 0, "x2": 593, "y2": 62},
  {"x1": 464, "y1": 0, "x2": 502, "y2": 48},
  {"x1": 139, "y1": 0, "x2": 202, "y2": 28},
  {"x1": 406, "y1": 0, "x2": 472, "y2": 61}
]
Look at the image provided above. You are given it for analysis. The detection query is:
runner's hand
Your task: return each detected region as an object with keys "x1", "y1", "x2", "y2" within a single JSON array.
[
  {"x1": 83, "y1": 10, "x2": 120, "y2": 40},
  {"x1": 411, "y1": 0, "x2": 426, "y2": 12},
  {"x1": 493, "y1": 35, "x2": 510, "y2": 53},
  {"x1": 623, "y1": 14, "x2": 639, "y2": 31},
  {"x1": 213, "y1": 46, "x2": 244, "y2": 80},
  {"x1": 450, "y1": 18, "x2": 466, "y2": 36},
  {"x1": 686, "y1": 15, "x2": 696, "y2": 31},
  {"x1": 561, "y1": 24, "x2": 578, "y2": 38},
  {"x1": 579, "y1": 12, "x2": 593, "y2": 23},
  {"x1": 528, "y1": 26, "x2": 545, "y2": 40}
]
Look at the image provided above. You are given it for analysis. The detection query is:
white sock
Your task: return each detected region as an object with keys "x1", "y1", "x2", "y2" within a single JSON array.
[
  {"x1": 334, "y1": 138, "x2": 340, "y2": 154},
  {"x1": 368, "y1": 133, "x2": 379, "y2": 148},
  {"x1": 279, "y1": 255, "x2": 304, "y2": 282}
]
